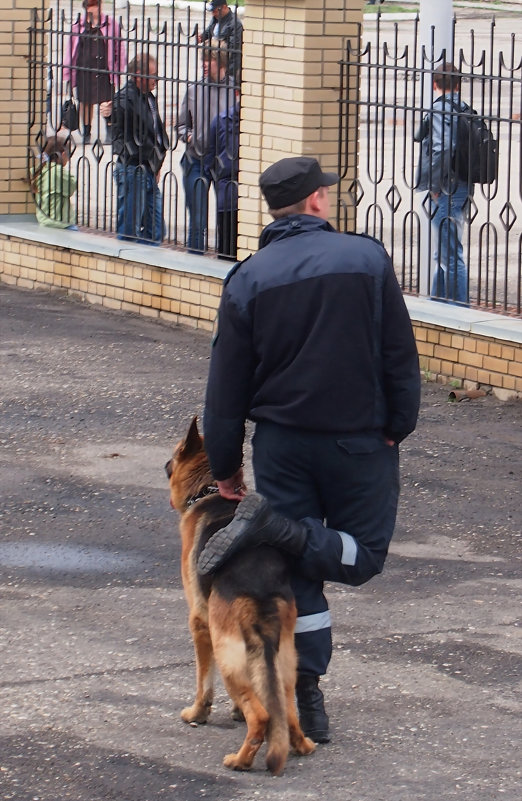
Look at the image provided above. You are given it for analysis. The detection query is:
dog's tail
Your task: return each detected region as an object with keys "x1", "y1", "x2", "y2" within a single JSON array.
[{"x1": 246, "y1": 599, "x2": 292, "y2": 776}]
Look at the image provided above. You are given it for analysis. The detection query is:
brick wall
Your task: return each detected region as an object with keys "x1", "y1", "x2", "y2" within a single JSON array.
[
  {"x1": 0, "y1": 0, "x2": 36, "y2": 214},
  {"x1": 414, "y1": 322, "x2": 522, "y2": 399},
  {"x1": 0, "y1": 232, "x2": 221, "y2": 331},
  {"x1": 238, "y1": 0, "x2": 362, "y2": 256},
  {"x1": 2, "y1": 229, "x2": 521, "y2": 399}
]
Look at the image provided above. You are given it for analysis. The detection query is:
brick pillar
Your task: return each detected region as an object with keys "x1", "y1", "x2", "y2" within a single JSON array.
[
  {"x1": 237, "y1": 0, "x2": 362, "y2": 256},
  {"x1": 0, "y1": 0, "x2": 38, "y2": 214}
]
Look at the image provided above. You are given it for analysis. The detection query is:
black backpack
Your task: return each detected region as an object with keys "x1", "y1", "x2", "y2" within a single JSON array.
[{"x1": 452, "y1": 101, "x2": 498, "y2": 185}]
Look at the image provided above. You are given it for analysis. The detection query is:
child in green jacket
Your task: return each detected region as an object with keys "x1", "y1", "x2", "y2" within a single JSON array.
[{"x1": 32, "y1": 138, "x2": 78, "y2": 229}]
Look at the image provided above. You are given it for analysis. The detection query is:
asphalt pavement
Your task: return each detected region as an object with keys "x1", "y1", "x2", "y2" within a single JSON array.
[{"x1": 1, "y1": 283, "x2": 521, "y2": 801}]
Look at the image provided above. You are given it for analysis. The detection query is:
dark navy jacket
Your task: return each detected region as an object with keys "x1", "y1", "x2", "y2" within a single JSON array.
[
  {"x1": 204, "y1": 103, "x2": 239, "y2": 213},
  {"x1": 204, "y1": 215, "x2": 420, "y2": 480}
]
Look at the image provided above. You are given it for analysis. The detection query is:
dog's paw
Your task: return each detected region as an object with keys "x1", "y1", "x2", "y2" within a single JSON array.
[
  {"x1": 292, "y1": 735, "x2": 316, "y2": 755},
  {"x1": 223, "y1": 752, "x2": 252, "y2": 771},
  {"x1": 181, "y1": 704, "x2": 211, "y2": 724}
]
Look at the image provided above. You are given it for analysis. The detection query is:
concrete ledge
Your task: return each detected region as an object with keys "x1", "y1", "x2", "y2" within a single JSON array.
[
  {"x1": 404, "y1": 296, "x2": 522, "y2": 344},
  {"x1": 3, "y1": 214, "x2": 520, "y2": 344},
  {"x1": 0, "y1": 215, "x2": 230, "y2": 282}
]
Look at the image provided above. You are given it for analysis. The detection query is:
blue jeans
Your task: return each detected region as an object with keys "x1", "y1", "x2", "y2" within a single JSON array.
[
  {"x1": 114, "y1": 163, "x2": 164, "y2": 245},
  {"x1": 181, "y1": 153, "x2": 209, "y2": 253},
  {"x1": 431, "y1": 186, "x2": 469, "y2": 305}
]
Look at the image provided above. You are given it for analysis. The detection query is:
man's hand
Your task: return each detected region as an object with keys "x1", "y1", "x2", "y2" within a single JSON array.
[
  {"x1": 217, "y1": 469, "x2": 247, "y2": 501},
  {"x1": 100, "y1": 100, "x2": 112, "y2": 118}
]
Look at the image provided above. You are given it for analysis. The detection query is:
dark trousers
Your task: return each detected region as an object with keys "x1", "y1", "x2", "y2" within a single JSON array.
[
  {"x1": 252, "y1": 422, "x2": 400, "y2": 676},
  {"x1": 217, "y1": 209, "x2": 238, "y2": 261}
]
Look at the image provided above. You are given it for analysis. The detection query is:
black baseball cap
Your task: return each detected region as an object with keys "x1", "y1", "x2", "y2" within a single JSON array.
[
  {"x1": 207, "y1": 0, "x2": 226, "y2": 10},
  {"x1": 259, "y1": 156, "x2": 339, "y2": 209}
]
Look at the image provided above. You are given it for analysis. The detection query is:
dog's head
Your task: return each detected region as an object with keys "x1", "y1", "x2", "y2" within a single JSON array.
[{"x1": 165, "y1": 416, "x2": 213, "y2": 511}]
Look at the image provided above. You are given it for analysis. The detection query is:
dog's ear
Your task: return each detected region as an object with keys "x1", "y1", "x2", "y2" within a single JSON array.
[{"x1": 179, "y1": 416, "x2": 203, "y2": 459}]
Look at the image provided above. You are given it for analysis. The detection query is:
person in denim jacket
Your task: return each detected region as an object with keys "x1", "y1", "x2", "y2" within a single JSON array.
[{"x1": 416, "y1": 62, "x2": 470, "y2": 305}]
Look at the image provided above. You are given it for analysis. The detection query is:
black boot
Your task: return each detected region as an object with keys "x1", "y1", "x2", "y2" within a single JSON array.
[
  {"x1": 296, "y1": 673, "x2": 330, "y2": 743},
  {"x1": 197, "y1": 491, "x2": 307, "y2": 575}
]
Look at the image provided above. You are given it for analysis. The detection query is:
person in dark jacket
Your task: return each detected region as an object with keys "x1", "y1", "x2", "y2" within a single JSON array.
[
  {"x1": 198, "y1": 156, "x2": 421, "y2": 743},
  {"x1": 204, "y1": 90, "x2": 240, "y2": 259},
  {"x1": 199, "y1": 0, "x2": 243, "y2": 80},
  {"x1": 107, "y1": 53, "x2": 168, "y2": 244}
]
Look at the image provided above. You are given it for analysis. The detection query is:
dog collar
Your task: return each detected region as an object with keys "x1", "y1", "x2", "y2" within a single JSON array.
[{"x1": 186, "y1": 485, "x2": 220, "y2": 508}]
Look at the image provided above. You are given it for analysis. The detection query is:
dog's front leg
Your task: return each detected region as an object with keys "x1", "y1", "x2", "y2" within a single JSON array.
[{"x1": 181, "y1": 612, "x2": 215, "y2": 724}]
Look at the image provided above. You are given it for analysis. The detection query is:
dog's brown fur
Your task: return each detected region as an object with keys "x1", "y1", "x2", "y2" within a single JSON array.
[{"x1": 166, "y1": 417, "x2": 315, "y2": 775}]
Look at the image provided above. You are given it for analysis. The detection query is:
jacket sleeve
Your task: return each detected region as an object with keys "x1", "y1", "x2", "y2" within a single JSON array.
[
  {"x1": 110, "y1": 91, "x2": 127, "y2": 157},
  {"x1": 225, "y1": 14, "x2": 243, "y2": 77},
  {"x1": 200, "y1": 20, "x2": 213, "y2": 43},
  {"x1": 175, "y1": 89, "x2": 192, "y2": 145},
  {"x1": 380, "y1": 260, "x2": 421, "y2": 443},
  {"x1": 108, "y1": 17, "x2": 127, "y2": 88},
  {"x1": 50, "y1": 164, "x2": 77, "y2": 198},
  {"x1": 426, "y1": 98, "x2": 455, "y2": 193},
  {"x1": 62, "y1": 22, "x2": 80, "y2": 84},
  {"x1": 217, "y1": 112, "x2": 238, "y2": 180},
  {"x1": 227, "y1": 14, "x2": 243, "y2": 54},
  {"x1": 203, "y1": 278, "x2": 255, "y2": 480},
  {"x1": 203, "y1": 114, "x2": 219, "y2": 179}
]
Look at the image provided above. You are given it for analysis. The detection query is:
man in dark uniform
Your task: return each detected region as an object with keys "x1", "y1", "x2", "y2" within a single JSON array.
[{"x1": 198, "y1": 156, "x2": 421, "y2": 743}]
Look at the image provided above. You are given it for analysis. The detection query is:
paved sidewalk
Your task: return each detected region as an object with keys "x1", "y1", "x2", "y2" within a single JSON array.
[{"x1": 1, "y1": 284, "x2": 521, "y2": 801}]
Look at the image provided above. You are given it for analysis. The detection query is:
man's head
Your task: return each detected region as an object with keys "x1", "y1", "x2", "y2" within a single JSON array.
[
  {"x1": 202, "y1": 40, "x2": 228, "y2": 81},
  {"x1": 433, "y1": 62, "x2": 461, "y2": 94},
  {"x1": 259, "y1": 157, "x2": 339, "y2": 220},
  {"x1": 207, "y1": 0, "x2": 229, "y2": 20},
  {"x1": 128, "y1": 53, "x2": 158, "y2": 94}
]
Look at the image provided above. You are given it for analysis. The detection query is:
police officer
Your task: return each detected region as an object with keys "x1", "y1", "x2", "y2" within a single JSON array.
[{"x1": 199, "y1": 156, "x2": 421, "y2": 743}]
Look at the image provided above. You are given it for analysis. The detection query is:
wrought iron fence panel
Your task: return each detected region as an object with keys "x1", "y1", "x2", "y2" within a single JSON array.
[
  {"x1": 338, "y1": 13, "x2": 522, "y2": 315},
  {"x1": 28, "y1": 1, "x2": 242, "y2": 257}
]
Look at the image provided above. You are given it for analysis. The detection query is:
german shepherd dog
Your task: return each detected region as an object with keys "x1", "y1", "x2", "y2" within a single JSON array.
[{"x1": 165, "y1": 417, "x2": 315, "y2": 775}]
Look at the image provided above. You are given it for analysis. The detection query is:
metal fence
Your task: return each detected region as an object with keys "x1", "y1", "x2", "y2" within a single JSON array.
[
  {"x1": 28, "y1": 1, "x2": 242, "y2": 256},
  {"x1": 338, "y1": 12, "x2": 522, "y2": 314},
  {"x1": 28, "y1": 5, "x2": 522, "y2": 314}
]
